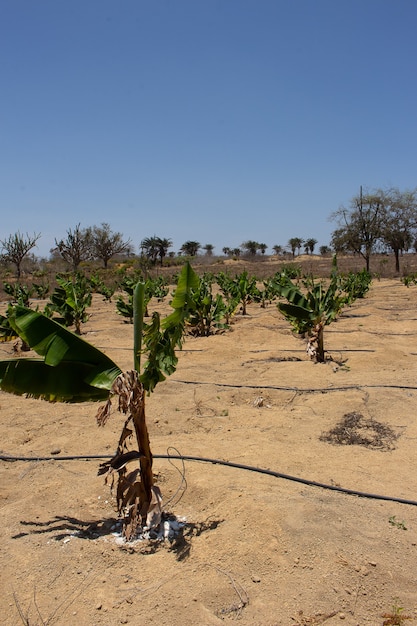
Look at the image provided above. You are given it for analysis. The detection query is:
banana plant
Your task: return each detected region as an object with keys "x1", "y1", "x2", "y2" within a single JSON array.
[
  {"x1": 187, "y1": 275, "x2": 229, "y2": 336},
  {"x1": 0, "y1": 262, "x2": 198, "y2": 540},
  {"x1": 277, "y1": 275, "x2": 345, "y2": 362},
  {"x1": 217, "y1": 270, "x2": 260, "y2": 315},
  {"x1": 116, "y1": 274, "x2": 151, "y2": 322},
  {"x1": 3, "y1": 282, "x2": 34, "y2": 306},
  {"x1": 89, "y1": 272, "x2": 115, "y2": 302},
  {"x1": 45, "y1": 273, "x2": 93, "y2": 334},
  {"x1": 0, "y1": 306, "x2": 19, "y2": 343},
  {"x1": 338, "y1": 269, "x2": 372, "y2": 303},
  {"x1": 32, "y1": 281, "x2": 50, "y2": 299}
]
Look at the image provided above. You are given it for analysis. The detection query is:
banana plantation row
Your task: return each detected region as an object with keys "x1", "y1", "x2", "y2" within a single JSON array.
[{"x1": 1, "y1": 262, "x2": 374, "y2": 363}]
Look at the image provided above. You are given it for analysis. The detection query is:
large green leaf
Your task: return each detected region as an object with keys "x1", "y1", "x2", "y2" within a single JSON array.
[
  {"x1": 0, "y1": 358, "x2": 113, "y2": 402},
  {"x1": 278, "y1": 285, "x2": 310, "y2": 310},
  {"x1": 277, "y1": 302, "x2": 313, "y2": 321},
  {"x1": 1, "y1": 306, "x2": 122, "y2": 401},
  {"x1": 139, "y1": 262, "x2": 199, "y2": 392},
  {"x1": 163, "y1": 261, "x2": 199, "y2": 327}
]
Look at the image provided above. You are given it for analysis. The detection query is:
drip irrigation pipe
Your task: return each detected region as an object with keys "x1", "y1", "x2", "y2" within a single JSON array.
[
  {"x1": 172, "y1": 380, "x2": 417, "y2": 392},
  {"x1": 1, "y1": 452, "x2": 416, "y2": 507}
]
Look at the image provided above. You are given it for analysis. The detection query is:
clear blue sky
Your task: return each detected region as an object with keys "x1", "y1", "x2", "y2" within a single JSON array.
[{"x1": 2, "y1": 0, "x2": 417, "y2": 258}]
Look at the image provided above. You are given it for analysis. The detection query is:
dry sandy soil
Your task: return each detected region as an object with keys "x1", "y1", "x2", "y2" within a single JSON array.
[{"x1": 1, "y1": 274, "x2": 417, "y2": 625}]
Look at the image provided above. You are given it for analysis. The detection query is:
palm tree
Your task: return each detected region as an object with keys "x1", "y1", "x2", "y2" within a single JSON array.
[
  {"x1": 203, "y1": 244, "x2": 214, "y2": 256},
  {"x1": 304, "y1": 238, "x2": 318, "y2": 255},
  {"x1": 272, "y1": 244, "x2": 283, "y2": 256},
  {"x1": 222, "y1": 247, "x2": 231, "y2": 256},
  {"x1": 288, "y1": 237, "x2": 304, "y2": 257},
  {"x1": 156, "y1": 237, "x2": 172, "y2": 265},
  {"x1": 241, "y1": 240, "x2": 259, "y2": 256},
  {"x1": 258, "y1": 243, "x2": 268, "y2": 255},
  {"x1": 141, "y1": 236, "x2": 160, "y2": 265},
  {"x1": 180, "y1": 241, "x2": 201, "y2": 256},
  {"x1": 0, "y1": 263, "x2": 198, "y2": 540}
]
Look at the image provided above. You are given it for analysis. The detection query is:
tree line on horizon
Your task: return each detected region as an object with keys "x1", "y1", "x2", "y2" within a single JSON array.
[{"x1": 1, "y1": 186, "x2": 417, "y2": 276}]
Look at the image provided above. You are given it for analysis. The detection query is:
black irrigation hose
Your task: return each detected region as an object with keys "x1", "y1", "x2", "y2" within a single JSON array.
[
  {"x1": 1, "y1": 452, "x2": 416, "y2": 508},
  {"x1": 172, "y1": 380, "x2": 417, "y2": 392}
]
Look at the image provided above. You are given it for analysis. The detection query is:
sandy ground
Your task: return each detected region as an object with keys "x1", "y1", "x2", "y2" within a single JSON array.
[{"x1": 1, "y1": 278, "x2": 417, "y2": 625}]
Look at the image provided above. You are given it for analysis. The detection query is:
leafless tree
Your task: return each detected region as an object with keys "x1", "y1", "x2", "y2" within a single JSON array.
[{"x1": 0, "y1": 231, "x2": 41, "y2": 278}]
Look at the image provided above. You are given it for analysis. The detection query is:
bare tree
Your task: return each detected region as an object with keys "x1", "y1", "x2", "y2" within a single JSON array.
[
  {"x1": 0, "y1": 231, "x2": 41, "y2": 278},
  {"x1": 52, "y1": 223, "x2": 93, "y2": 272},
  {"x1": 91, "y1": 223, "x2": 132, "y2": 268},
  {"x1": 379, "y1": 187, "x2": 417, "y2": 272},
  {"x1": 331, "y1": 188, "x2": 384, "y2": 272}
]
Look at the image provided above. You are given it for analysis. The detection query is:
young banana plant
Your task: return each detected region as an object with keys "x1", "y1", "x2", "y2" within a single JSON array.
[
  {"x1": 0, "y1": 262, "x2": 198, "y2": 540},
  {"x1": 277, "y1": 276, "x2": 345, "y2": 362}
]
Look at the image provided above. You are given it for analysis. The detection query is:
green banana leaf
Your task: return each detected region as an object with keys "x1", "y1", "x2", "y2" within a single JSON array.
[
  {"x1": 278, "y1": 285, "x2": 311, "y2": 311},
  {"x1": 277, "y1": 302, "x2": 314, "y2": 321},
  {"x1": 0, "y1": 313, "x2": 18, "y2": 343},
  {"x1": 0, "y1": 306, "x2": 122, "y2": 402},
  {"x1": 163, "y1": 261, "x2": 199, "y2": 327}
]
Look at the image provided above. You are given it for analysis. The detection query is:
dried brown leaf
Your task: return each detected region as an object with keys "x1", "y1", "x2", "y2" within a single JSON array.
[{"x1": 146, "y1": 485, "x2": 163, "y2": 529}]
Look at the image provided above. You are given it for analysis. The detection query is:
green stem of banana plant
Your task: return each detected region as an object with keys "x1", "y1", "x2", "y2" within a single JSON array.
[{"x1": 133, "y1": 282, "x2": 145, "y2": 374}]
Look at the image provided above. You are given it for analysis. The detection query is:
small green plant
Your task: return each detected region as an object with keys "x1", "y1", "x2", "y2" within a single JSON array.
[
  {"x1": 115, "y1": 273, "x2": 137, "y2": 322},
  {"x1": 32, "y1": 281, "x2": 50, "y2": 299},
  {"x1": 89, "y1": 272, "x2": 115, "y2": 302},
  {"x1": 217, "y1": 270, "x2": 260, "y2": 315},
  {"x1": 382, "y1": 598, "x2": 412, "y2": 625},
  {"x1": 277, "y1": 274, "x2": 346, "y2": 362},
  {"x1": 187, "y1": 275, "x2": 229, "y2": 336},
  {"x1": 3, "y1": 282, "x2": 34, "y2": 306},
  {"x1": 116, "y1": 274, "x2": 161, "y2": 322},
  {"x1": 151, "y1": 275, "x2": 169, "y2": 301},
  {"x1": 45, "y1": 272, "x2": 93, "y2": 334},
  {"x1": 402, "y1": 271, "x2": 417, "y2": 287},
  {"x1": 339, "y1": 269, "x2": 372, "y2": 303},
  {"x1": 254, "y1": 274, "x2": 285, "y2": 307},
  {"x1": 280, "y1": 263, "x2": 302, "y2": 280},
  {"x1": 388, "y1": 516, "x2": 407, "y2": 530}
]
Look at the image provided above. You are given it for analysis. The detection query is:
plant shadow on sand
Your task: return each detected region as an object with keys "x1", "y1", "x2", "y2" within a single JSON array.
[
  {"x1": 12, "y1": 515, "x2": 224, "y2": 560},
  {"x1": 12, "y1": 514, "x2": 120, "y2": 541}
]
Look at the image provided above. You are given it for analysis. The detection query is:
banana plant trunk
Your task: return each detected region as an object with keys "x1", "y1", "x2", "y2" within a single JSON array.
[
  {"x1": 307, "y1": 322, "x2": 325, "y2": 362},
  {"x1": 132, "y1": 282, "x2": 155, "y2": 522},
  {"x1": 316, "y1": 323, "x2": 325, "y2": 362},
  {"x1": 131, "y1": 383, "x2": 154, "y2": 522}
]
